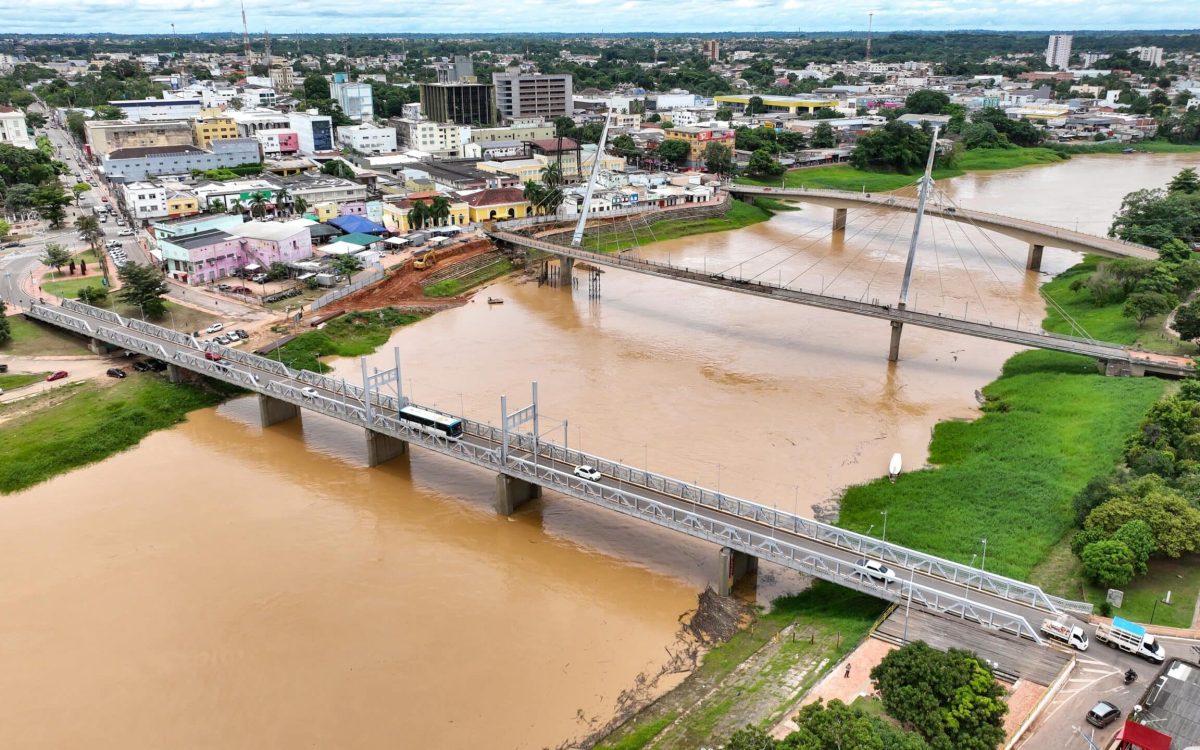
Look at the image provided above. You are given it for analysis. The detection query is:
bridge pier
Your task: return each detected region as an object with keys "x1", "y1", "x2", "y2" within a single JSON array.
[
  {"x1": 166, "y1": 363, "x2": 184, "y2": 384},
  {"x1": 365, "y1": 428, "x2": 407, "y2": 467},
  {"x1": 257, "y1": 393, "x2": 300, "y2": 427},
  {"x1": 558, "y1": 255, "x2": 574, "y2": 286},
  {"x1": 494, "y1": 473, "x2": 541, "y2": 515},
  {"x1": 887, "y1": 321, "x2": 904, "y2": 362},
  {"x1": 1026, "y1": 243, "x2": 1044, "y2": 272},
  {"x1": 88, "y1": 338, "x2": 114, "y2": 355},
  {"x1": 740, "y1": 194, "x2": 756, "y2": 205},
  {"x1": 833, "y1": 208, "x2": 848, "y2": 232},
  {"x1": 715, "y1": 547, "x2": 758, "y2": 597}
]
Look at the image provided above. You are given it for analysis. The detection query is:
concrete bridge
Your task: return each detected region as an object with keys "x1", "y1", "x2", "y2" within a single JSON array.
[
  {"x1": 488, "y1": 229, "x2": 1193, "y2": 378},
  {"x1": 23, "y1": 298, "x2": 1095, "y2": 646},
  {"x1": 726, "y1": 184, "x2": 1159, "y2": 272}
]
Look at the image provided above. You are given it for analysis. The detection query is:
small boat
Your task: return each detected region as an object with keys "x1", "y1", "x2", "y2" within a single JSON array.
[
  {"x1": 487, "y1": 297, "x2": 504, "y2": 305},
  {"x1": 888, "y1": 453, "x2": 903, "y2": 482},
  {"x1": 1122, "y1": 148, "x2": 1136, "y2": 154}
]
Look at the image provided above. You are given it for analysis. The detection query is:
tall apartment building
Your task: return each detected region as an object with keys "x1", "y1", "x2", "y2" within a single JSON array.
[
  {"x1": 492, "y1": 70, "x2": 573, "y2": 122},
  {"x1": 269, "y1": 64, "x2": 295, "y2": 95},
  {"x1": 330, "y1": 73, "x2": 374, "y2": 121},
  {"x1": 435, "y1": 55, "x2": 475, "y2": 84},
  {"x1": 469, "y1": 118, "x2": 555, "y2": 146},
  {"x1": 1045, "y1": 35, "x2": 1073, "y2": 70},
  {"x1": 193, "y1": 109, "x2": 239, "y2": 149},
  {"x1": 287, "y1": 111, "x2": 335, "y2": 153},
  {"x1": 419, "y1": 82, "x2": 496, "y2": 126},
  {"x1": 702, "y1": 40, "x2": 720, "y2": 62},
  {"x1": 110, "y1": 97, "x2": 203, "y2": 122},
  {"x1": 337, "y1": 123, "x2": 397, "y2": 154},
  {"x1": 1128, "y1": 46, "x2": 1165, "y2": 67},
  {"x1": 390, "y1": 117, "x2": 467, "y2": 158}
]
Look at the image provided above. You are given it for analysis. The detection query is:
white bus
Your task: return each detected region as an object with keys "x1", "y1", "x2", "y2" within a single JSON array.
[{"x1": 398, "y1": 405, "x2": 463, "y2": 441}]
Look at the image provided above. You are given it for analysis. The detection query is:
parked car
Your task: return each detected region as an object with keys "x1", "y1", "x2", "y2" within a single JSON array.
[
  {"x1": 230, "y1": 287, "x2": 252, "y2": 295},
  {"x1": 215, "y1": 334, "x2": 231, "y2": 345},
  {"x1": 133, "y1": 361, "x2": 152, "y2": 372},
  {"x1": 854, "y1": 558, "x2": 897, "y2": 584},
  {"x1": 118, "y1": 229, "x2": 133, "y2": 236},
  {"x1": 573, "y1": 465, "x2": 602, "y2": 481},
  {"x1": 203, "y1": 351, "x2": 223, "y2": 362},
  {"x1": 235, "y1": 329, "x2": 249, "y2": 340},
  {"x1": 105, "y1": 367, "x2": 127, "y2": 379},
  {"x1": 1085, "y1": 701, "x2": 1121, "y2": 728},
  {"x1": 46, "y1": 370, "x2": 68, "y2": 381},
  {"x1": 205, "y1": 322, "x2": 224, "y2": 334},
  {"x1": 251, "y1": 273, "x2": 269, "y2": 284},
  {"x1": 147, "y1": 360, "x2": 167, "y2": 372},
  {"x1": 216, "y1": 284, "x2": 233, "y2": 292},
  {"x1": 2, "y1": 241, "x2": 22, "y2": 248}
]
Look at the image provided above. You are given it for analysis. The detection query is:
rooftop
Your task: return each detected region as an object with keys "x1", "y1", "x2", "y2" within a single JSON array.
[
  {"x1": 107, "y1": 144, "x2": 206, "y2": 159},
  {"x1": 227, "y1": 218, "x2": 316, "y2": 242},
  {"x1": 164, "y1": 228, "x2": 231, "y2": 249},
  {"x1": 459, "y1": 187, "x2": 526, "y2": 207},
  {"x1": 1135, "y1": 659, "x2": 1200, "y2": 748}
]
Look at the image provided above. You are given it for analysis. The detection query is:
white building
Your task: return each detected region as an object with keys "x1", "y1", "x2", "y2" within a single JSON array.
[
  {"x1": 121, "y1": 181, "x2": 169, "y2": 220},
  {"x1": 230, "y1": 108, "x2": 291, "y2": 137},
  {"x1": 287, "y1": 111, "x2": 336, "y2": 153},
  {"x1": 0, "y1": 105, "x2": 34, "y2": 149},
  {"x1": 253, "y1": 129, "x2": 299, "y2": 156},
  {"x1": 110, "y1": 97, "x2": 203, "y2": 122},
  {"x1": 1045, "y1": 35, "x2": 1073, "y2": 71},
  {"x1": 391, "y1": 118, "x2": 467, "y2": 158},
  {"x1": 330, "y1": 79, "x2": 374, "y2": 122},
  {"x1": 1128, "y1": 46, "x2": 1165, "y2": 67},
  {"x1": 337, "y1": 123, "x2": 397, "y2": 154}
]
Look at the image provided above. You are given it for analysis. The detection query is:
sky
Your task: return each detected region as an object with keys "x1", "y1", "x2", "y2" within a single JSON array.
[{"x1": 2, "y1": 0, "x2": 1198, "y2": 35}]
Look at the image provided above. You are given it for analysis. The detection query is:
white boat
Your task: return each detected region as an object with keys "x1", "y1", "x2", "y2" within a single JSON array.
[{"x1": 888, "y1": 453, "x2": 903, "y2": 482}]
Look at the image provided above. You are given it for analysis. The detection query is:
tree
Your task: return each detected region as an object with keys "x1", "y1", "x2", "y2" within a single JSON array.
[
  {"x1": 32, "y1": 181, "x2": 71, "y2": 227},
  {"x1": 1169, "y1": 167, "x2": 1200, "y2": 195},
  {"x1": 303, "y1": 74, "x2": 330, "y2": 100},
  {"x1": 552, "y1": 116, "x2": 576, "y2": 138},
  {"x1": 1109, "y1": 188, "x2": 1200, "y2": 247},
  {"x1": 1172, "y1": 298, "x2": 1200, "y2": 341},
  {"x1": 610, "y1": 134, "x2": 640, "y2": 160},
  {"x1": 782, "y1": 699, "x2": 929, "y2": 750},
  {"x1": 293, "y1": 196, "x2": 308, "y2": 215},
  {"x1": 208, "y1": 198, "x2": 226, "y2": 213},
  {"x1": 331, "y1": 253, "x2": 363, "y2": 282},
  {"x1": 428, "y1": 195, "x2": 452, "y2": 226},
  {"x1": 0, "y1": 299, "x2": 10, "y2": 346},
  {"x1": 656, "y1": 138, "x2": 691, "y2": 167},
  {"x1": 41, "y1": 243, "x2": 71, "y2": 272},
  {"x1": 1123, "y1": 291, "x2": 1174, "y2": 326},
  {"x1": 850, "y1": 121, "x2": 933, "y2": 173},
  {"x1": 1085, "y1": 488, "x2": 1200, "y2": 558},
  {"x1": 1113, "y1": 520, "x2": 1156, "y2": 575},
  {"x1": 265, "y1": 261, "x2": 291, "y2": 281},
  {"x1": 971, "y1": 107, "x2": 1043, "y2": 147},
  {"x1": 1159, "y1": 238, "x2": 1193, "y2": 265},
  {"x1": 745, "y1": 95, "x2": 766, "y2": 115},
  {"x1": 0, "y1": 144, "x2": 60, "y2": 188},
  {"x1": 75, "y1": 214, "x2": 103, "y2": 250},
  {"x1": 273, "y1": 187, "x2": 291, "y2": 216},
  {"x1": 322, "y1": 159, "x2": 356, "y2": 179},
  {"x1": 116, "y1": 261, "x2": 169, "y2": 318},
  {"x1": 870, "y1": 641, "x2": 1007, "y2": 750},
  {"x1": 747, "y1": 148, "x2": 784, "y2": 178},
  {"x1": 76, "y1": 285, "x2": 108, "y2": 305},
  {"x1": 0, "y1": 218, "x2": 9, "y2": 237},
  {"x1": 724, "y1": 725, "x2": 775, "y2": 750},
  {"x1": 810, "y1": 121, "x2": 836, "y2": 148},
  {"x1": 1080, "y1": 539, "x2": 1135, "y2": 587},
  {"x1": 703, "y1": 142, "x2": 734, "y2": 178},
  {"x1": 715, "y1": 107, "x2": 733, "y2": 121},
  {"x1": 71, "y1": 181, "x2": 91, "y2": 205},
  {"x1": 408, "y1": 201, "x2": 431, "y2": 229},
  {"x1": 4, "y1": 183, "x2": 37, "y2": 215},
  {"x1": 248, "y1": 192, "x2": 269, "y2": 219},
  {"x1": 961, "y1": 122, "x2": 1009, "y2": 150},
  {"x1": 905, "y1": 90, "x2": 950, "y2": 114}
]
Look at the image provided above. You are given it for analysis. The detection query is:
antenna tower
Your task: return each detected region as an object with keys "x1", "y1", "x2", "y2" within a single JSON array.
[
  {"x1": 866, "y1": 12, "x2": 874, "y2": 62},
  {"x1": 264, "y1": 30, "x2": 272, "y2": 68},
  {"x1": 240, "y1": 0, "x2": 253, "y2": 66}
]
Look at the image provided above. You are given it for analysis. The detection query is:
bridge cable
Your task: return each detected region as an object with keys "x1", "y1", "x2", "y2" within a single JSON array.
[
  {"x1": 737, "y1": 206, "x2": 898, "y2": 286},
  {"x1": 934, "y1": 212, "x2": 993, "y2": 323},
  {"x1": 788, "y1": 209, "x2": 910, "y2": 293},
  {"x1": 859, "y1": 211, "x2": 913, "y2": 303},
  {"x1": 927, "y1": 210, "x2": 948, "y2": 304}
]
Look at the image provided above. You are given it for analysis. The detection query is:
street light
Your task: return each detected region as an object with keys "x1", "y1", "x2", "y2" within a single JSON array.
[
  {"x1": 979, "y1": 537, "x2": 988, "y2": 589},
  {"x1": 881, "y1": 509, "x2": 889, "y2": 542},
  {"x1": 1150, "y1": 595, "x2": 1172, "y2": 624}
]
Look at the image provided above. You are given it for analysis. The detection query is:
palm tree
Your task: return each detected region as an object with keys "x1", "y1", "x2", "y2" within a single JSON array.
[
  {"x1": 248, "y1": 192, "x2": 269, "y2": 219},
  {"x1": 274, "y1": 187, "x2": 291, "y2": 217},
  {"x1": 538, "y1": 163, "x2": 565, "y2": 215},
  {"x1": 523, "y1": 180, "x2": 546, "y2": 216},
  {"x1": 209, "y1": 198, "x2": 226, "y2": 214},
  {"x1": 428, "y1": 196, "x2": 451, "y2": 227},
  {"x1": 408, "y1": 201, "x2": 430, "y2": 230},
  {"x1": 293, "y1": 196, "x2": 308, "y2": 216},
  {"x1": 229, "y1": 199, "x2": 244, "y2": 216}
]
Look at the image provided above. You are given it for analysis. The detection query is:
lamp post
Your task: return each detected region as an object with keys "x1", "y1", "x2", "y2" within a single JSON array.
[
  {"x1": 881, "y1": 509, "x2": 889, "y2": 542},
  {"x1": 1150, "y1": 596, "x2": 1171, "y2": 624},
  {"x1": 979, "y1": 537, "x2": 988, "y2": 590}
]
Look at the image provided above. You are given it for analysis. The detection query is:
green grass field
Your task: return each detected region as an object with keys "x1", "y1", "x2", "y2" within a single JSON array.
[
  {"x1": 837, "y1": 350, "x2": 1164, "y2": 580},
  {"x1": 1, "y1": 315, "x2": 91, "y2": 356},
  {"x1": 1051, "y1": 141, "x2": 1200, "y2": 156},
  {"x1": 0, "y1": 371, "x2": 50, "y2": 390},
  {"x1": 40, "y1": 273, "x2": 105, "y2": 300},
  {"x1": 424, "y1": 259, "x2": 514, "y2": 298},
  {"x1": 1041, "y1": 257, "x2": 1198, "y2": 355},
  {"x1": 274, "y1": 308, "x2": 424, "y2": 372},
  {"x1": 584, "y1": 199, "x2": 774, "y2": 254},
  {"x1": 738, "y1": 147, "x2": 1069, "y2": 193},
  {"x1": 0, "y1": 376, "x2": 226, "y2": 494}
]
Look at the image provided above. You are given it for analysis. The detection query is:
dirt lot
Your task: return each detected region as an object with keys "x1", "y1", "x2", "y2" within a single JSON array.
[{"x1": 322, "y1": 238, "x2": 499, "y2": 313}]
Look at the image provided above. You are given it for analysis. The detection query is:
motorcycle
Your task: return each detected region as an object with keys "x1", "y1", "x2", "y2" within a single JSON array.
[{"x1": 1124, "y1": 669, "x2": 1138, "y2": 685}]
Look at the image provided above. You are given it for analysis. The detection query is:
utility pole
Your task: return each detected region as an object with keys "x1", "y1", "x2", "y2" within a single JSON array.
[{"x1": 866, "y1": 12, "x2": 874, "y2": 62}]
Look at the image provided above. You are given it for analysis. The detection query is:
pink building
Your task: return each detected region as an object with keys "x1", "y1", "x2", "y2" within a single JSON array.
[{"x1": 159, "y1": 218, "x2": 316, "y2": 285}]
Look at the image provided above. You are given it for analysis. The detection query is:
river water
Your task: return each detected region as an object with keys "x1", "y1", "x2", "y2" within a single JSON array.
[{"x1": 2, "y1": 153, "x2": 1197, "y2": 749}]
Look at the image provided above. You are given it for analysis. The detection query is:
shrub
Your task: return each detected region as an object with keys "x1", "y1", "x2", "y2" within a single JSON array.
[{"x1": 1080, "y1": 540, "x2": 1135, "y2": 587}]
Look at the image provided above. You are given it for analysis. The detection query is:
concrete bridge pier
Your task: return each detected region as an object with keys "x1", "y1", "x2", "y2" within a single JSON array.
[
  {"x1": 1026, "y1": 243, "x2": 1044, "y2": 272},
  {"x1": 257, "y1": 393, "x2": 300, "y2": 427},
  {"x1": 495, "y1": 473, "x2": 541, "y2": 515},
  {"x1": 166, "y1": 363, "x2": 184, "y2": 384},
  {"x1": 740, "y1": 194, "x2": 756, "y2": 205},
  {"x1": 887, "y1": 320, "x2": 904, "y2": 362},
  {"x1": 833, "y1": 208, "x2": 848, "y2": 232},
  {"x1": 715, "y1": 547, "x2": 758, "y2": 596},
  {"x1": 88, "y1": 338, "x2": 114, "y2": 355},
  {"x1": 558, "y1": 255, "x2": 575, "y2": 286},
  {"x1": 365, "y1": 428, "x2": 407, "y2": 467}
]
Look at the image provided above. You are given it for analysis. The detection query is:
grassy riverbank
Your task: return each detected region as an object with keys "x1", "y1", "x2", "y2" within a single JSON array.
[
  {"x1": 596, "y1": 582, "x2": 886, "y2": 750},
  {"x1": 0, "y1": 376, "x2": 230, "y2": 494},
  {"x1": 273, "y1": 307, "x2": 424, "y2": 372},
  {"x1": 424, "y1": 258, "x2": 513, "y2": 297},
  {"x1": 837, "y1": 350, "x2": 1164, "y2": 580},
  {"x1": 584, "y1": 199, "x2": 775, "y2": 254},
  {"x1": 738, "y1": 147, "x2": 1068, "y2": 193},
  {"x1": 1041, "y1": 257, "x2": 1198, "y2": 355},
  {"x1": 1050, "y1": 140, "x2": 1200, "y2": 155}
]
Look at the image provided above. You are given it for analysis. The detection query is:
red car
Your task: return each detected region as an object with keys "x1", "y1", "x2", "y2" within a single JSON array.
[
  {"x1": 46, "y1": 370, "x2": 68, "y2": 381},
  {"x1": 204, "y1": 351, "x2": 223, "y2": 362}
]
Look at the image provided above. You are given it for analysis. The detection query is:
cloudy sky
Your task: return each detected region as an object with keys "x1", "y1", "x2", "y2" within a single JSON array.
[{"x1": 3, "y1": 0, "x2": 1197, "y2": 35}]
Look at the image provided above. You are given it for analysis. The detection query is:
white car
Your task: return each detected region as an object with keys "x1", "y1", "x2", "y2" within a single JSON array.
[
  {"x1": 205, "y1": 323, "x2": 224, "y2": 334},
  {"x1": 301, "y1": 387, "x2": 319, "y2": 399},
  {"x1": 573, "y1": 465, "x2": 602, "y2": 481},
  {"x1": 855, "y1": 558, "x2": 897, "y2": 584},
  {"x1": 118, "y1": 229, "x2": 133, "y2": 236}
]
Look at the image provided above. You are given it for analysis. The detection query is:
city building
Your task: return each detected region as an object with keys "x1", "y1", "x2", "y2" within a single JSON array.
[
  {"x1": 419, "y1": 82, "x2": 497, "y2": 126},
  {"x1": 120, "y1": 181, "x2": 168, "y2": 220},
  {"x1": 381, "y1": 192, "x2": 470, "y2": 232},
  {"x1": 158, "y1": 218, "x2": 315, "y2": 285},
  {"x1": 390, "y1": 117, "x2": 468, "y2": 158},
  {"x1": 435, "y1": 55, "x2": 475, "y2": 84},
  {"x1": 287, "y1": 111, "x2": 335, "y2": 153},
  {"x1": 269, "y1": 64, "x2": 295, "y2": 95},
  {"x1": 193, "y1": 109, "x2": 239, "y2": 149},
  {"x1": 253, "y1": 129, "x2": 300, "y2": 156},
  {"x1": 230, "y1": 108, "x2": 292, "y2": 137},
  {"x1": 150, "y1": 212, "x2": 245, "y2": 245},
  {"x1": 526, "y1": 137, "x2": 583, "y2": 181},
  {"x1": 330, "y1": 73, "x2": 374, "y2": 122},
  {"x1": 1045, "y1": 34, "x2": 1073, "y2": 70},
  {"x1": 101, "y1": 138, "x2": 262, "y2": 182},
  {"x1": 469, "y1": 119, "x2": 554, "y2": 146},
  {"x1": 110, "y1": 97, "x2": 203, "y2": 122},
  {"x1": 1128, "y1": 46, "x2": 1165, "y2": 67},
  {"x1": 337, "y1": 123, "x2": 397, "y2": 154},
  {"x1": 83, "y1": 120, "x2": 195, "y2": 158},
  {"x1": 0, "y1": 105, "x2": 33, "y2": 149},
  {"x1": 713, "y1": 94, "x2": 839, "y2": 116},
  {"x1": 661, "y1": 125, "x2": 736, "y2": 169},
  {"x1": 492, "y1": 69, "x2": 573, "y2": 121},
  {"x1": 702, "y1": 39, "x2": 720, "y2": 62},
  {"x1": 1080, "y1": 52, "x2": 1112, "y2": 67},
  {"x1": 460, "y1": 187, "x2": 532, "y2": 222}
]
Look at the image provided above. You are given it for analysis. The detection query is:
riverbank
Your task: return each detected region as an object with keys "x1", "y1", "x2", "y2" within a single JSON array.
[
  {"x1": 582, "y1": 199, "x2": 776, "y2": 254},
  {"x1": 272, "y1": 307, "x2": 425, "y2": 372},
  {"x1": 0, "y1": 375, "x2": 232, "y2": 494},
  {"x1": 1050, "y1": 140, "x2": 1200, "y2": 156},
  {"x1": 738, "y1": 147, "x2": 1069, "y2": 193}
]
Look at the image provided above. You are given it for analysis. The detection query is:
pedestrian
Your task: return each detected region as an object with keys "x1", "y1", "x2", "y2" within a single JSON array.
[{"x1": 844, "y1": 664, "x2": 851, "y2": 679}]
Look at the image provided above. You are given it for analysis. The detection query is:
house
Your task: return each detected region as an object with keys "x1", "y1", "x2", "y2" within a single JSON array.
[
  {"x1": 381, "y1": 192, "x2": 471, "y2": 233},
  {"x1": 0, "y1": 106, "x2": 34, "y2": 149},
  {"x1": 460, "y1": 187, "x2": 533, "y2": 222}
]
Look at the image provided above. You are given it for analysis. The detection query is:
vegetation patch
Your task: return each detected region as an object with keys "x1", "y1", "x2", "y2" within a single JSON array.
[
  {"x1": 837, "y1": 350, "x2": 1164, "y2": 580},
  {"x1": 0, "y1": 371, "x2": 49, "y2": 390},
  {"x1": 273, "y1": 307, "x2": 423, "y2": 372},
  {"x1": 423, "y1": 258, "x2": 514, "y2": 298},
  {"x1": 1, "y1": 315, "x2": 91, "y2": 356},
  {"x1": 584, "y1": 199, "x2": 774, "y2": 254},
  {"x1": 0, "y1": 376, "x2": 226, "y2": 494},
  {"x1": 40, "y1": 273, "x2": 103, "y2": 300}
]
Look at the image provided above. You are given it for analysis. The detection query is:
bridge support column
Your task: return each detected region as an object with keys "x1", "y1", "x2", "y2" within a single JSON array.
[
  {"x1": 832, "y1": 208, "x2": 848, "y2": 232},
  {"x1": 365, "y1": 428, "x2": 407, "y2": 467},
  {"x1": 166, "y1": 363, "x2": 184, "y2": 384},
  {"x1": 887, "y1": 321, "x2": 904, "y2": 362},
  {"x1": 494, "y1": 473, "x2": 541, "y2": 516},
  {"x1": 715, "y1": 547, "x2": 758, "y2": 597},
  {"x1": 1026, "y1": 243, "x2": 1044, "y2": 272},
  {"x1": 88, "y1": 338, "x2": 113, "y2": 355},
  {"x1": 257, "y1": 393, "x2": 300, "y2": 427},
  {"x1": 558, "y1": 255, "x2": 575, "y2": 286},
  {"x1": 740, "y1": 194, "x2": 756, "y2": 205}
]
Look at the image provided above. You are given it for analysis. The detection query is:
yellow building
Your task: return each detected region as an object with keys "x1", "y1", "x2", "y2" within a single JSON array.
[
  {"x1": 166, "y1": 191, "x2": 200, "y2": 218},
  {"x1": 477, "y1": 158, "x2": 544, "y2": 183},
  {"x1": 382, "y1": 193, "x2": 471, "y2": 233},
  {"x1": 662, "y1": 126, "x2": 737, "y2": 168},
  {"x1": 193, "y1": 109, "x2": 239, "y2": 149},
  {"x1": 462, "y1": 188, "x2": 532, "y2": 223},
  {"x1": 714, "y1": 94, "x2": 839, "y2": 116}
]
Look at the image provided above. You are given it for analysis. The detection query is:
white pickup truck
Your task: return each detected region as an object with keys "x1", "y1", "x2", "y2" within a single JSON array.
[
  {"x1": 1040, "y1": 618, "x2": 1089, "y2": 651},
  {"x1": 1094, "y1": 617, "x2": 1165, "y2": 663}
]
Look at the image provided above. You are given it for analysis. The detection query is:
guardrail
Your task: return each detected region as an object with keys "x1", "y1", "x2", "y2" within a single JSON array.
[{"x1": 310, "y1": 267, "x2": 386, "y2": 312}]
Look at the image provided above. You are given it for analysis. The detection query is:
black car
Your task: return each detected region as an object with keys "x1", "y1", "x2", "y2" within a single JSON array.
[
  {"x1": 105, "y1": 367, "x2": 127, "y2": 379},
  {"x1": 132, "y1": 361, "x2": 152, "y2": 372},
  {"x1": 2, "y1": 241, "x2": 22, "y2": 248},
  {"x1": 1085, "y1": 700, "x2": 1121, "y2": 728},
  {"x1": 147, "y1": 359, "x2": 168, "y2": 372},
  {"x1": 235, "y1": 329, "x2": 250, "y2": 340}
]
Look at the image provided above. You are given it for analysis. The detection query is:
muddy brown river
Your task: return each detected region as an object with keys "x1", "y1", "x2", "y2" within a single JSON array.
[{"x1": 2, "y1": 153, "x2": 1197, "y2": 748}]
